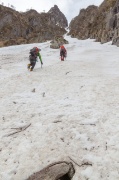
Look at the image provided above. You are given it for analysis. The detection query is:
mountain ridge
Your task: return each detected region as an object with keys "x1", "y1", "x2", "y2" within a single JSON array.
[{"x1": 0, "y1": 4, "x2": 68, "y2": 47}]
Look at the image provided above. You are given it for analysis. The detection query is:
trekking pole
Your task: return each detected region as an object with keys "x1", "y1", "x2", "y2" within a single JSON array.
[{"x1": 65, "y1": 53, "x2": 67, "y2": 60}]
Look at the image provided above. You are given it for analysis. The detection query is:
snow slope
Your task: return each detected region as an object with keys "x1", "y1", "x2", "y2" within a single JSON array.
[{"x1": 0, "y1": 36, "x2": 119, "y2": 180}]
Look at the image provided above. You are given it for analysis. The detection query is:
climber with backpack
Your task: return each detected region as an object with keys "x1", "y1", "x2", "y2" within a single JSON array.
[
  {"x1": 27, "y1": 47, "x2": 43, "y2": 71},
  {"x1": 60, "y1": 45, "x2": 67, "y2": 61}
]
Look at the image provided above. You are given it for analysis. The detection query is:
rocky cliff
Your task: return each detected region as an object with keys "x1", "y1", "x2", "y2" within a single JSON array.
[
  {"x1": 48, "y1": 5, "x2": 68, "y2": 28},
  {"x1": 69, "y1": 0, "x2": 119, "y2": 46},
  {"x1": 0, "y1": 5, "x2": 68, "y2": 47},
  {"x1": 68, "y1": 5, "x2": 98, "y2": 40}
]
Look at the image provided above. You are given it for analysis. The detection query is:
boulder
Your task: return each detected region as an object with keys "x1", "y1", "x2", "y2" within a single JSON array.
[
  {"x1": 50, "y1": 36, "x2": 69, "y2": 49},
  {"x1": 27, "y1": 161, "x2": 75, "y2": 180}
]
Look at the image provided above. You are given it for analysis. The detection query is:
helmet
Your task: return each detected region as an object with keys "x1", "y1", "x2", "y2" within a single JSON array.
[
  {"x1": 34, "y1": 47, "x2": 41, "y2": 52},
  {"x1": 60, "y1": 45, "x2": 64, "y2": 49}
]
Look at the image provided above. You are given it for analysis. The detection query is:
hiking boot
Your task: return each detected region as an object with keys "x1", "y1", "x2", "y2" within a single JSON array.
[
  {"x1": 27, "y1": 64, "x2": 31, "y2": 70},
  {"x1": 30, "y1": 68, "x2": 33, "y2": 71}
]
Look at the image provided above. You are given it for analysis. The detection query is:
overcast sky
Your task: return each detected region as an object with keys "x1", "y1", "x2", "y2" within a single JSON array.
[{"x1": 1, "y1": 0, "x2": 104, "y2": 23}]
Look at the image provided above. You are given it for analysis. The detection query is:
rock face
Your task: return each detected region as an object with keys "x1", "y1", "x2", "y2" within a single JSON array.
[
  {"x1": 69, "y1": 0, "x2": 119, "y2": 46},
  {"x1": 111, "y1": 0, "x2": 119, "y2": 46},
  {"x1": 0, "y1": 5, "x2": 68, "y2": 47},
  {"x1": 68, "y1": 5, "x2": 98, "y2": 40}
]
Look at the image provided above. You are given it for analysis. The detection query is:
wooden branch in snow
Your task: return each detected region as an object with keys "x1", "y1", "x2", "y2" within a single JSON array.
[
  {"x1": 65, "y1": 71, "x2": 71, "y2": 75},
  {"x1": 7, "y1": 123, "x2": 31, "y2": 137},
  {"x1": 68, "y1": 156, "x2": 81, "y2": 167},
  {"x1": 106, "y1": 142, "x2": 107, "y2": 150},
  {"x1": 81, "y1": 162, "x2": 92, "y2": 166},
  {"x1": 80, "y1": 123, "x2": 96, "y2": 126},
  {"x1": 68, "y1": 156, "x2": 92, "y2": 167},
  {"x1": 53, "y1": 120, "x2": 62, "y2": 123}
]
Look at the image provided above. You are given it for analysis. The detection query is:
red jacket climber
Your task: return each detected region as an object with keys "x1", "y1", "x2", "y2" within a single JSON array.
[{"x1": 60, "y1": 45, "x2": 67, "y2": 61}]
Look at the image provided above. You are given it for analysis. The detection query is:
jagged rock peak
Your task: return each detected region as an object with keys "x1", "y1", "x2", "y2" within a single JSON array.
[
  {"x1": 79, "y1": 5, "x2": 98, "y2": 15},
  {"x1": 49, "y1": 5, "x2": 59, "y2": 11},
  {"x1": 23, "y1": 9, "x2": 39, "y2": 15},
  {"x1": 48, "y1": 5, "x2": 68, "y2": 28}
]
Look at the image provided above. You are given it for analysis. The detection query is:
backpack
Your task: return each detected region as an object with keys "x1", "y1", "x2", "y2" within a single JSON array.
[{"x1": 30, "y1": 47, "x2": 39, "y2": 57}]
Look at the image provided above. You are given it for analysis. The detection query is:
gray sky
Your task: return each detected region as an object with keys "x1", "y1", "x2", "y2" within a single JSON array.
[{"x1": 1, "y1": 0, "x2": 104, "y2": 22}]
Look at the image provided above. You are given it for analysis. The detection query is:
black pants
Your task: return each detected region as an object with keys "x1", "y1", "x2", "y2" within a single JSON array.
[
  {"x1": 30, "y1": 61, "x2": 36, "y2": 70},
  {"x1": 29, "y1": 55, "x2": 37, "y2": 70},
  {"x1": 60, "y1": 51, "x2": 65, "y2": 57}
]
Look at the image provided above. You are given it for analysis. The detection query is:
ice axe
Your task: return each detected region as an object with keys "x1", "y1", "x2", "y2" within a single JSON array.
[{"x1": 41, "y1": 62, "x2": 43, "y2": 68}]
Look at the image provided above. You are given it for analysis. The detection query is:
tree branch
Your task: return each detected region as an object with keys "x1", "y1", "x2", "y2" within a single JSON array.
[{"x1": 7, "y1": 123, "x2": 31, "y2": 137}]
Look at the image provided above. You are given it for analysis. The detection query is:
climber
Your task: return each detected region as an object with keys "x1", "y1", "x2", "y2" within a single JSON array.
[
  {"x1": 27, "y1": 47, "x2": 43, "y2": 71},
  {"x1": 60, "y1": 45, "x2": 67, "y2": 61}
]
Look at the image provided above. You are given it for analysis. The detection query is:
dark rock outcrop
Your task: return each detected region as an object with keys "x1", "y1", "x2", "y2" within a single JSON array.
[
  {"x1": 69, "y1": 0, "x2": 119, "y2": 46},
  {"x1": 0, "y1": 5, "x2": 68, "y2": 47}
]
